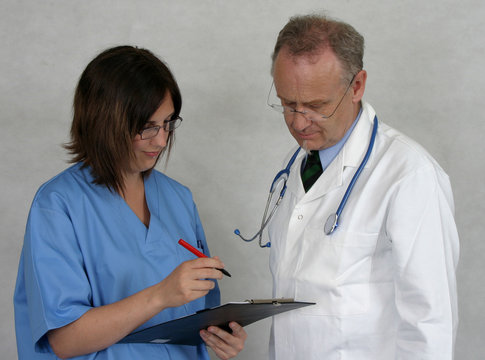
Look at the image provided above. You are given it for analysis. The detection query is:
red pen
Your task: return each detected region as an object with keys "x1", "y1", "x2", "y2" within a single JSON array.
[{"x1": 178, "y1": 239, "x2": 232, "y2": 277}]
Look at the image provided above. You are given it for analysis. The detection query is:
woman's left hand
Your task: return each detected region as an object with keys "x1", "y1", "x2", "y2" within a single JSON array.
[{"x1": 200, "y1": 321, "x2": 247, "y2": 359}]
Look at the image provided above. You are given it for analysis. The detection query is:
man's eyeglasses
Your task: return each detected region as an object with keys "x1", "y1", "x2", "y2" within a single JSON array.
[
  {"x1": 267, "y1": 75, "x2": 356, "y2": 121},
  {"x1": 138, "y1": 116, "x2": 183, "y2": 140}
]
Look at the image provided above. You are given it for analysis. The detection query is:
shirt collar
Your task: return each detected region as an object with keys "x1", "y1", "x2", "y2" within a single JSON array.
[{"x1": 316, "y1": 107, "x2": 363, "y2": 171}]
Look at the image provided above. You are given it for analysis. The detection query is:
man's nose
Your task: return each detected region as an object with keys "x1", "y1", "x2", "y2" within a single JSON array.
[{"x1": 291, "y1": 109, "x2": 312, "y2": 131}]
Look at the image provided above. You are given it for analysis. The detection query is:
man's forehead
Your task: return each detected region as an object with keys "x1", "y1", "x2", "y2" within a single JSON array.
[
  {"x1": 275, "y1": 52, "x2": 342, "y2": 85},
  {"x1": 279, "y1": 44, "x2": 334, "y2": 62},
  {"x1": 275, "y1": 47, "x2": 342, "y2": 76}
]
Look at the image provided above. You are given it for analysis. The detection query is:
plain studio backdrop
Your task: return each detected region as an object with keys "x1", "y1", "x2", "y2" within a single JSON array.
[{"x1": 1, "y1": 1, "x2": 483, "y2": 359}]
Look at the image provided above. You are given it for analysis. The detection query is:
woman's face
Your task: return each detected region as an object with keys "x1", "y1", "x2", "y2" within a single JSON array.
[{"x1": 128, "y1": 94, "x2": 174, "y2": 176}]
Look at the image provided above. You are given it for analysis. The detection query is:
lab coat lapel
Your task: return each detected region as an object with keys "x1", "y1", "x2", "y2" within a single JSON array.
[
  {"x1": 343, "y1": 103, "x2": 376, "y2": 169},
  {"x1": 301, "y1": 151, "x2": 344, "y2": 204},
  {"x1": 285, "y1": 146, "x2": 344, "y2": 204},
  {"x1": 286, "y1": 149, "x2": 306, "y2": 200}
]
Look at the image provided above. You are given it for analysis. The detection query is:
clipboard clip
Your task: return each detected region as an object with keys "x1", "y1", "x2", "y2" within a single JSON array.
[{"x1": 245, "y1": 298, "x2": 295, "y2": 305}]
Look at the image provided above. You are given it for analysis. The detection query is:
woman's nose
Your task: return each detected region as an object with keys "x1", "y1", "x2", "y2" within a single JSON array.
[{"x1": 151, "y1": 128, "x2": 168, "y2": 147}]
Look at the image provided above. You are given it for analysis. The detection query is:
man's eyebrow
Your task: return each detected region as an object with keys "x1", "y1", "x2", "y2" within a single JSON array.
[{"x1": 279, "y1": 96, "x2": 330, "y2": 106}]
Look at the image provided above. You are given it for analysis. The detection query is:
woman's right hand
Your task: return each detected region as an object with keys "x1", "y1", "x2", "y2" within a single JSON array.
[{"x1": 156, "y1": 257, "x2": 225, "y2": 309}]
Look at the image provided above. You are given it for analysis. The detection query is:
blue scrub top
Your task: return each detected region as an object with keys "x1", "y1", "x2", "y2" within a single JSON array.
[{"x1": 13, "y1": 163, "x2": 220, "y2": 359}]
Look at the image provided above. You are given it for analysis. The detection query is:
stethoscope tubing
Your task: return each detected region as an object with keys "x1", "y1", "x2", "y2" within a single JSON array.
[
  {"x1": 325, "y1": 116, "x2": 378, "y2": 234},
  {"x1": 338, "y1": 116, "x2": 378, "y2": 214}
]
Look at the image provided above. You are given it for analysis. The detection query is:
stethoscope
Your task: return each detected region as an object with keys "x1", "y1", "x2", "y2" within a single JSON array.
[{"x1": 235, "y1": 116, "x2": 378, "y2": 248}]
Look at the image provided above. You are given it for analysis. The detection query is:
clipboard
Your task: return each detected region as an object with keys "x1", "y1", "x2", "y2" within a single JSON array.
[{"x1": 119, "y1": 298, "x2": 315, "y2": 345}]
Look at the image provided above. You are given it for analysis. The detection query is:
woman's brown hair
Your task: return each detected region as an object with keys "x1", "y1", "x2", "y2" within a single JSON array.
[{"x1": 64, "y1": 45, "x2": 182, "y2": 193}]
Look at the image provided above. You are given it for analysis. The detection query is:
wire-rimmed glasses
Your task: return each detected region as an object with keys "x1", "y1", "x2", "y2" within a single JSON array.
[
  {"x1": 266, "y1": 75, "x2": 356, "y2": 121},
  {"x1": 138, "y1": 116, "x2": 183, "y2": 140}
]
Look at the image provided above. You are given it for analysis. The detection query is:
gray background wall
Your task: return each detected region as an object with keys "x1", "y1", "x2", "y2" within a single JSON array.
[{"x1": 1, "y1": 0, "x2": 483, "y2": 359}]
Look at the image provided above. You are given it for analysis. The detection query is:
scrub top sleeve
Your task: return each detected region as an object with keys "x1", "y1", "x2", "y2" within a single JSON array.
[
  {"x1": 386, "y1": 166, "x2": 459, "y2": 358},
  {"x1": 24, "y1": 205, "x2": 92, "y2": 351}
]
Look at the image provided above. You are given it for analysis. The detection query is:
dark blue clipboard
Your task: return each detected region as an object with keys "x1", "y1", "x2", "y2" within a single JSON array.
[{"x1": 119, "y1": 298, "x2": 315, "y2": 346}]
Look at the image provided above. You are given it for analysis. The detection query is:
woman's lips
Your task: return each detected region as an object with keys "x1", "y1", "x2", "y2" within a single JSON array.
[{"x1": 144, "y1": 151, "x2": 160, "y2": 158}]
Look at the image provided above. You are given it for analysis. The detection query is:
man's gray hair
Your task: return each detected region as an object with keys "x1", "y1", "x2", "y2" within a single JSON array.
[{"x1": 271, "y1": 13, "x2": 364, "y2": 82}]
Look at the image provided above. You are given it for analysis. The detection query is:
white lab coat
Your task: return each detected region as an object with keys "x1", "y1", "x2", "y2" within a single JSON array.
[{"x1": 268, "y1": 102, "x2": 459, "y2": 360}]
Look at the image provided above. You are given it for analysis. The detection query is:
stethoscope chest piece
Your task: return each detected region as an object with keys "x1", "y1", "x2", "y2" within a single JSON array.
[{"x1": 324, "y1": 213, "x2": 339, "y2": 235}]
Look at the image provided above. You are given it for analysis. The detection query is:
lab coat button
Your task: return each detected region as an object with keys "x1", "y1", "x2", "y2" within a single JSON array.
[{"x1": 297, "y1": 215, "x2": 303, "y2": 220}]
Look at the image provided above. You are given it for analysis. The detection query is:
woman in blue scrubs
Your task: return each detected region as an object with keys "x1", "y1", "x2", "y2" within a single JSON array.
[{"x1": 13, "y1": 46, "x2": 246, "y2": 359}]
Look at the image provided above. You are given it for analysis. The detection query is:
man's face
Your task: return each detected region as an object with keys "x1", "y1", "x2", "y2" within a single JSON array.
[{"x1": 272, "y1": 48, "x2": 361, "y2": 151}]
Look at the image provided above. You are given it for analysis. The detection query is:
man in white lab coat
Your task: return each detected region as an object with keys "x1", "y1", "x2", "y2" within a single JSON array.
[{"x1": 267, "y1": 14, "x2": 459, "y2": 359}]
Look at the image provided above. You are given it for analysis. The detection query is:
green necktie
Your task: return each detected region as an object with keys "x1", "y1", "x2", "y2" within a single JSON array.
[{"x1": 301, "y1": 151, "x2": 323, "y2": 192}]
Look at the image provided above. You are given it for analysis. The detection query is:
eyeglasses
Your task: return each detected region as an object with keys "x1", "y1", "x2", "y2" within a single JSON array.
[
  {"x1": 138, "y1": 116, "x2": 183, "y2": 140},
  {"x1": 267, "y1": 74, "x2": 356, "y2": 121}
]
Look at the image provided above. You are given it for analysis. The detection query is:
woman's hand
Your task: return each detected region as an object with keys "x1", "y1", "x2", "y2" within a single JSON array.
[
  {"x1": 47, "y1": 257, "x2": 225, "y2": 358},
  {"x1": 156, "y1": 257, "x2": 224, "y2": 308},
  {"x1": 200, "y1": 322, "x2": 247, "y2": 359}
]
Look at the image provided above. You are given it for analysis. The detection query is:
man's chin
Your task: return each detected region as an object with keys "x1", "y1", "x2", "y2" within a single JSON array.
[{"x1": 299, "y1": 139, "x2": 323, "y2": 153}]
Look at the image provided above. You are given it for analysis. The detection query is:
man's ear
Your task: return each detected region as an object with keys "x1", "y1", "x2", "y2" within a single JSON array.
[{"x1": 351, "y1": 70, "x2": 367, "y2": 104}]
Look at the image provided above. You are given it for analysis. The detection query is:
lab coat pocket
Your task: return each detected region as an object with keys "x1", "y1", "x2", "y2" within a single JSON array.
[{"x1": 295, "y1": 227, "x2": 378, "y2": 316}]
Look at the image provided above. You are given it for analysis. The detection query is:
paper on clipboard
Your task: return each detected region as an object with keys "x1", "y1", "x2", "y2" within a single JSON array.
[{"x1": 119, "y1": 298, "x2": 315, "y2": 345}]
